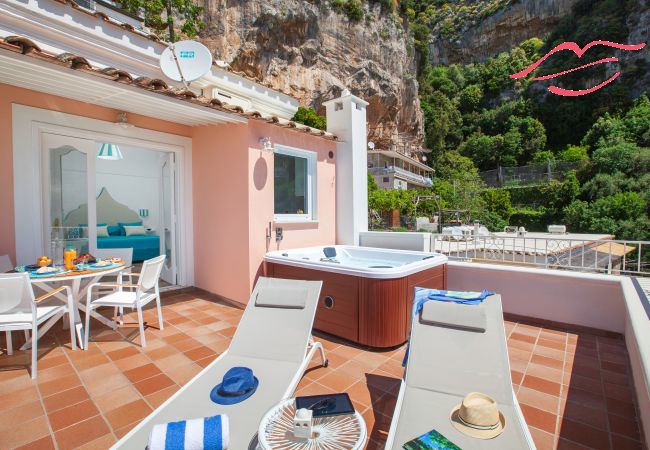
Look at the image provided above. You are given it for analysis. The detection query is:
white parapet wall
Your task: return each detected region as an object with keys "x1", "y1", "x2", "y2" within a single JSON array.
[
  {"x1": 622, "y1": 278, "x2": 650, "y2": 445},
  {"x1": 447, "y1": 261, "x2": 626, "y2": 332},
  {"x1": 359, "y1": 231, "x2": 432, "y2": 252}
]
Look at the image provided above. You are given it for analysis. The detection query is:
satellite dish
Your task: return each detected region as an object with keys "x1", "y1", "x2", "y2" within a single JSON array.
[
  {"x1": 367, "y1": 141, "x2": 375, "y2": 150},
  {"x1": 215, "y1": 60, "x2": 230, "y2": 68},
  {"x1": 160, "y1": 40, "x2": 213, "y2": 85}
]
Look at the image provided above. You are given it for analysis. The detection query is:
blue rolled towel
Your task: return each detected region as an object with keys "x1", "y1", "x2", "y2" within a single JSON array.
[
  {"x1": 403, "y1": 288, "x2": 494, "y2": 366},
  {"x1": 148, "y1": 414, "x2": 229, "y2": 450}
]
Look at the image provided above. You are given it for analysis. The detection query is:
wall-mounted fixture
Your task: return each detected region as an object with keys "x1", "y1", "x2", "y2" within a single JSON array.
[
  {"x1": 115, "y1": 112, "x2": 134, "y2": 129},
  {"x1": 275, "y1": 227, "x2": 283, "y2": 243},
  {"x1": 98, "y1": 143, "x2": 123, "y2": 160},
  {"x1": 259, "y1": 137, "x2": 274, "y2": 152}
]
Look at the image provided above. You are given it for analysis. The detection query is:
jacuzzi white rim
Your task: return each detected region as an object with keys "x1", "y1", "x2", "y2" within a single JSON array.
[{"x1": 265, "y1": 245, "x2": 448, "y2": 279}]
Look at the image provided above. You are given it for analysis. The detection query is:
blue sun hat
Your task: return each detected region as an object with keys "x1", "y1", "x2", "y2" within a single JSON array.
[{"x1": 210, "y1": 367, "x2": 259, "y2": 405}]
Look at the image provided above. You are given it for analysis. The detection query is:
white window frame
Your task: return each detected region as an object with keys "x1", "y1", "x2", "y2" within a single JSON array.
[{"x1": 273, "y1": 145, "x2": 317, "y2": 223}]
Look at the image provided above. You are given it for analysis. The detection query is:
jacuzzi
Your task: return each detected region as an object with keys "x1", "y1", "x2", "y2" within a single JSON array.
[{"x1": 265, "y1": 245, "x2": 448, "y2": 347}]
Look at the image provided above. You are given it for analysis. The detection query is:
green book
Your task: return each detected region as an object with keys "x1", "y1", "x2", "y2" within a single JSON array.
[{"x1": 402, "y1": 429, "x2": 462, "y2": 450}]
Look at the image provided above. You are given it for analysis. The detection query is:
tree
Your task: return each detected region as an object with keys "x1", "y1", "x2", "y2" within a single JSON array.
[
  {"x1": 459, "y1": 84, "x2": 483, "y2": 113},
  {"x1": 421, "y1": 92, "x2": 462, "y2": 157},
  {"x1": 622, "y1": 93, "x2": 650, "y2": 147},
  {"x1": 483, "y1": 189, "x2": 512, "y2": 221},
  {"x1": 292, "y1": 107, "x2": 327, "y2": 130},
  {"x1": 368, "y1": 172, "x2": 379, "y2": 193},
  {"x1": 117, "y1": 0, "x2": 203, "y2": 42}
]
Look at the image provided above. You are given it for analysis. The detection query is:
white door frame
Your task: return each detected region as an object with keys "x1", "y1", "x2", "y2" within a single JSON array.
[{"x1": 12, "y1": 104, "x2": 195, "y2": 286}]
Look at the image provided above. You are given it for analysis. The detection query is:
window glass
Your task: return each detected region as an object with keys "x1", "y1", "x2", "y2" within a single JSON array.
[{"x1": 274, "y1": 153, "x2": 308, "y2": 215}]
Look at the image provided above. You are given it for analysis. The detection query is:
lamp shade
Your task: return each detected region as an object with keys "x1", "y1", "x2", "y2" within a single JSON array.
[{"x1": 98, "y1": 143, "x2": 123, "y2": 160}]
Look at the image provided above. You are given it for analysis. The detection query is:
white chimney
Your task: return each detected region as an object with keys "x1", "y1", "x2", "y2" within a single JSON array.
[{"x1": 323, "y1": 89, "x2": 369, "y2": 245}]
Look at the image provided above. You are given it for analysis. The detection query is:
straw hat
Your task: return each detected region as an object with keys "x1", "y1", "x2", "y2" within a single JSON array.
[{"x1": 450, "y1": 392, "x2": 505, "y2": 439}]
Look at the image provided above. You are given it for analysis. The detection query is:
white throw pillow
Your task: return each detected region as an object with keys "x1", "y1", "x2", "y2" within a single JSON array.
[
  {"x1": 97, "y1": 225, "x2": 109, "y2": 238},
  {"x1": 123, "y1": 225, "x2": 146, "y2": 236}
]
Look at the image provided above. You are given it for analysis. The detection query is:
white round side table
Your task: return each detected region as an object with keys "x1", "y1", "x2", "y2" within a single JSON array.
[{"x1": 258, "y1": 398, "x2": 367, "y2": 450}]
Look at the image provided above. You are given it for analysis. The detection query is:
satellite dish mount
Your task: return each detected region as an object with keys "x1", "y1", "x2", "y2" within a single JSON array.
[{"x1": 169, "y1": 44, "x2": 189, "y2": 88}]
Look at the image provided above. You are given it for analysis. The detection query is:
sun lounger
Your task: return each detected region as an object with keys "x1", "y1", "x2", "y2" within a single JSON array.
[
  {"x1": 112, "y1": 277, "x2": 327, "y2": 450},
  {"x1": 385, "y1": 293, "x2": 536, "y2": 449}
]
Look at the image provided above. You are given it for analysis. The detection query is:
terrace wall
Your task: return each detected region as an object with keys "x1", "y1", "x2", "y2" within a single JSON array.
[{"x1": 447, "y1": 262, "x2": 626, "y2": 333}]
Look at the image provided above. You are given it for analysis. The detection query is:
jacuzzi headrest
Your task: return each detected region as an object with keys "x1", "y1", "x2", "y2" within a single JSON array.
[
  {"x1": 255, "y1": 286, "x2": 307, "y2": 309},
  {"x1": 420, "y1": 300, "x2": 487, "y2": 333}
]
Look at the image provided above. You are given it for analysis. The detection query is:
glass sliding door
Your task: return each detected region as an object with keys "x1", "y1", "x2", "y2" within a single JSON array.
[
  {"x1": 42, "y1": 133, "x2": 97, "y2": 265},
  {"x1": 159, "y1": 152, "x2": 177, "y2": 285}
]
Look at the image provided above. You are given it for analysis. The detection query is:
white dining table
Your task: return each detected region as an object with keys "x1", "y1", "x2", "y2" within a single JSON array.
[{"x1": 24, "y1": 263, "x2": 130, "y2": 350}]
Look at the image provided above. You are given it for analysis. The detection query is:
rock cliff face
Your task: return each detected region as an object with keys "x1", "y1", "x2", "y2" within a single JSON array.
[
  {"x1": 197, "y1": 0, "x2": 647, "y2": 147},
  {"x1": 429, "y1": 0, "x2": 579, "y2": 65},
  {"x1": 199, "y1": 0, "x2": 424, "y2": 146},
  {"x1": 619, "y1": 0, "x2": 650, "y2": 97}
]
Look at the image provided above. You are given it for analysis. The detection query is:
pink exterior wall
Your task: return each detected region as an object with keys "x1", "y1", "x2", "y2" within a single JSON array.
[
  {"x1": 246, "y1": 121, "x2": 337, "y2": 296},
  {"x1": 191, "y1": 123, "x2": 252, "y2": 303},
  {"x1": 191, "y1": 122, "x2": 336, "y2": 305},
  {"x1": 0, "y1": 83, "x2": 191, "y2": 265}
]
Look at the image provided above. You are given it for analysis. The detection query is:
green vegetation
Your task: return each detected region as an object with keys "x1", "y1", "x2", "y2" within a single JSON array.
[
  {"x1": 292, "y1": 107, "x2": 327, "y2": 130},
  {"x1": 117, "y1": 0, "x2": 203, "y2": 42},
  {"x1": 331, "y1": 0, "x2": 365, "y2": 21},
  {"x1": 399, "y1": 0, "x2": 512, "y2": 66},
  {"x1": 403, "y1": 0, "x2": 650, "y2": 239}
]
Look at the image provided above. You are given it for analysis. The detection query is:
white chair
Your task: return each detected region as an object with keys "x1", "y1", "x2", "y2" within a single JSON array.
[
  {"x1": 0, "y1": 273, "x2": 76, "y2": 379},
  {"x1": 0, "y1": 254, "x2": 14, "y2": 273},
  {"x1": 84, "y1": 255, "x2": 165, "y2": 348},
  {"x1": 93, "y1": 248, "x2": 134, "y2": 322}
]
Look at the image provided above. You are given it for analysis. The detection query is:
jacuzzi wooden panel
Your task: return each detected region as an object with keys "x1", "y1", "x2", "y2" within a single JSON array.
[
  {"x1": 268, "y1": 264, "x2": 359, "y2": 343},
  {"x1": 266, "y1": 263, "x2": 447, "y2": 348}
]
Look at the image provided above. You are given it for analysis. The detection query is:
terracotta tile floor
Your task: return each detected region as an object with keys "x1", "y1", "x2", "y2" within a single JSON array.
[{"x1": 0, "y1": 290, "x2": 642, "y2": 449}]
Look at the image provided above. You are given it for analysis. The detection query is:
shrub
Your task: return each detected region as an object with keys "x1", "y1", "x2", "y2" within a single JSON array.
[
  {"x1": 561, "y1": 145, "x2": 589, "y2": 162},
  {"x1": 592, "y1": 143, "x2": 643, "y2": 175},
  {"x1": 509, "y1": 208, "x2": 547, "y2": 231},
  {"x1": 344, "y1": 0, "x2": 364, "y2": 20},
  {"x1": 478, "y1": 210, "x2": 508, "y2": 232},
  {"x1": 291, "y1": 107, "x2": 326, "y2": 130}
]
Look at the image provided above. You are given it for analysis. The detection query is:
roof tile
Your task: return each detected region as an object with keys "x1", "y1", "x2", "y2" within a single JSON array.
[
  {"x1": 0, "y1": 34, "x2": 336, "y2": 140},
  {"x1": 4, "y1": 36, "x2": 41, "y2": 54},
  {"x1": 100, "y1": 67, "x2": 133, "y2": 82}
]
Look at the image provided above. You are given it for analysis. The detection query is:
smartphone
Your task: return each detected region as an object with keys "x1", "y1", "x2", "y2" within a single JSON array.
[{"x1": 295, "y1": 393, "x2": 355, "y2": 418}]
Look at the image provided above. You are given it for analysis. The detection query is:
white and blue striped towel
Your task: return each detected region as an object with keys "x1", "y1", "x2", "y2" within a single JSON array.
[{"x1": 148, "y1": 415, "x2": 229, "y2": 450}]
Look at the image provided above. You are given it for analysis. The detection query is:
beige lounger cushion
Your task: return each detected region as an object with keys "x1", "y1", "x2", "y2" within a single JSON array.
[
  {"x1": 113, "y1": 277, "x2": 323, "y2": 450},
  {"x1": 387, "y1": 294, "x2": 533, "y2": 449},
  {"x1": 420, "y1": 300, "x2": 487, "y2": 333},
  {"x1": 255, "y1": 286, "x2": 307, "y2": 309}
]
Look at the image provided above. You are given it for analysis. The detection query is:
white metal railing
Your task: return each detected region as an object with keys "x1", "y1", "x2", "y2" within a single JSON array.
[
  {"x1": 369, "y1": 166, "x2": 433, "y2": 186},
  {"x1": 431, "y1": 234, "x2": 650, "y2": 276}
]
